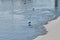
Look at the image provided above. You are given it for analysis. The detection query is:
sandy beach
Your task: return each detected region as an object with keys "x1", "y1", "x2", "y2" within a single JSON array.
[{"x1": 34, "y1": 16, "x2": 60, "y2": 40}]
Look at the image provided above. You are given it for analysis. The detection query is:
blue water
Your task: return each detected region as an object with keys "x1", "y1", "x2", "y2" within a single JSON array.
[{"x1": 0, "y1": 0, "x2": 57, "y2": 40}]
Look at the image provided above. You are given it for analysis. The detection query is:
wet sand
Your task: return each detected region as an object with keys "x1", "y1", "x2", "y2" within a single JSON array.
[{"x1": 34, "y1": 16, "x2": 60, "y2": 40}]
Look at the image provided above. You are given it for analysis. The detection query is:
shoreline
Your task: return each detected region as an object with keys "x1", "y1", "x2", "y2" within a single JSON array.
[{"x1": 34, "y1": 16, "x2": 60, "y2": 40}]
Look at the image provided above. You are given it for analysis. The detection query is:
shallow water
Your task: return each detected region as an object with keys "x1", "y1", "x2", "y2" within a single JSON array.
[{"x1": 0, "y1": 0, "x2": 57, "y2": 40}]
